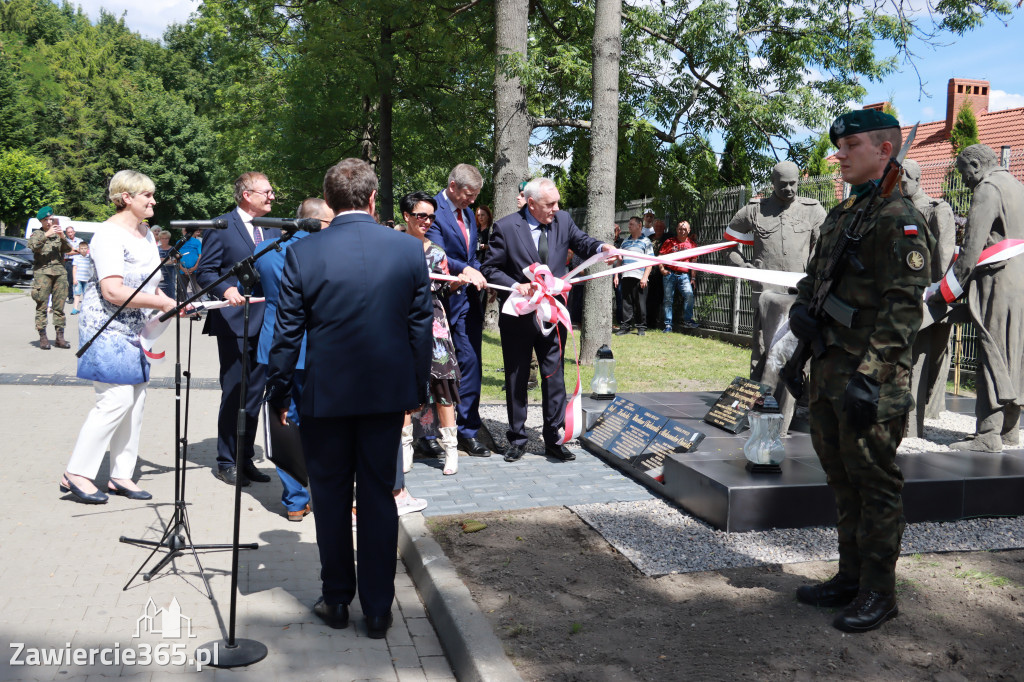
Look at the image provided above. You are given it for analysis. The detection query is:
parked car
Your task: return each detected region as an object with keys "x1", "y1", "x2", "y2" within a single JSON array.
[
  {"x1": 0, "y1": 236, "x2": 32, "y2": 259},
  {"x1": 0, "y1": 252, "x2": 32, "y2": 285}
]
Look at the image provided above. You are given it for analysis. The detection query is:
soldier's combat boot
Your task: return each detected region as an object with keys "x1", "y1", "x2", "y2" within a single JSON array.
[
  {"x1": 796, "y1": 573, "x2": 859, "y2": 607},
  {"x1": 54, "y1": 328, "x2": 71, "y2": 349},
  {"x1": 833, "y1": 591, "x2": 898, "y2": 633},
  {"x1": 38, "y1": 329, "x2": 51, "y2": 350}
]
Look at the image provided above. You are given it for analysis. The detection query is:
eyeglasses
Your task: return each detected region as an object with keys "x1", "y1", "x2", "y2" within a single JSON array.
[
  {"x1": 247, "y1": 188, "x2": 275, "y2": 197},
  {"x1": 409, "y1": 212, "x2": 436, "y2": 222}
]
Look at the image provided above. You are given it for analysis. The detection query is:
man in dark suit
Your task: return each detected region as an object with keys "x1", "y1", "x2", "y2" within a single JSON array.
[
  {"x1": 195, "y1": 172, "x2": 280, "y2": 486},
  {"x1": 266, "y1": 158, "x2": 432, "y2": 639},
  {"x1": 483, "y1": 178, "x2": 614, "y2": 462},
  {"x1": 425, "y1": 164, "x2": 491, "y2": 457}
]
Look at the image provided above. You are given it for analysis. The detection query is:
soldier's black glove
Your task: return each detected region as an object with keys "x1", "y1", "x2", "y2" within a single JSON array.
[
  {"x1": 789, "y1": 304, "x2": 820, "y2": 343},
  {"x1": 844, "y1": 373, "x2": 880, "y2": 431}
]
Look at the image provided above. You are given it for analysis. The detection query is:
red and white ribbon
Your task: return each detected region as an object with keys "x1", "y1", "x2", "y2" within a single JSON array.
[
  {"x1": 724, "y1": 226, "x2": 754, "y2": 246},
  {"x1": 928, "y1": 238, "x2": 1024, "y2": 303}
]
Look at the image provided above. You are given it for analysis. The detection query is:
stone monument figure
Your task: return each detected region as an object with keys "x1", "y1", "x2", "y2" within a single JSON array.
[
  {"x1": 726, "y1": 161, "x2": 826, "y2": 381},
  {"x1": 725, "y1": 161, "x2": 825, "y2": 435},
  {"x1": 927, "y1": 144, "x2": 1024, "y2": 451},
  {"x1": 902, "y1": 159, "x2": 957, "y2": 437}
]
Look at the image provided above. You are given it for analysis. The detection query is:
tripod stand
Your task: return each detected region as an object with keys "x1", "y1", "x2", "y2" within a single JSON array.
[{"x1": 119, "y1": 240, "x2": 279, "y2": 592}]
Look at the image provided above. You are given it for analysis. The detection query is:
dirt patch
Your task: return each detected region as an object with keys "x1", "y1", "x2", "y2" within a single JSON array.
[{"x1": 430, "y1": 508, "x2": 1024, "y2": 681}]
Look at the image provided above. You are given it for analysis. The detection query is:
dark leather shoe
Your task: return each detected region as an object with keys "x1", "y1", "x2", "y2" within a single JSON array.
[
  {"x1": 833, "y1": 591, "x2": 898, "y2": 633},
  {"x1": 215, "y1": 466, "x2": 250, "y2": 487},
  {"x1": 242, "y1": 460, "x2": 271, "y2": 482},
  {"x1": 614, "y1": 327, "x2": 632, "y2": 336},
  {"x1": 107, "y1": 479, "x2": 152, "y2": 500},
  {"x1": 503, "y1": 443, "x2": 526, "y2": 462},
  {"x1": 366, "y1": 613, "x2": 393, "y2": 639},
  {"x1": 458, "y1": 436, "x2": 490, "y2": 457},
  {"x1": 545, "y1": 444, "x2": 576, "y2": 461},
  {"x1": 418, "y1": 437, "x2": 445, "y2": 458},
  {"x1": 60, "y1": 477, "x2": 108, "y2": 504},
  {"x1": 796, "y1": 574, "x2": 859, "y2": 607},
  {"x1": 313, "y1": 597, "x2": 349, "y2": 629}
]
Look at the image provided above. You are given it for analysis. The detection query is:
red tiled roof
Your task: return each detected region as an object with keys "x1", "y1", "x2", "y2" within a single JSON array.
[{"x1": 901, "y1": 106, "x2": 1024, "y2": 164}]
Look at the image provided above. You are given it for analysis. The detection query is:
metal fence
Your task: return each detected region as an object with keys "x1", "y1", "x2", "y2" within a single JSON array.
[{"x1": 570, "y1": 149, "x2": 1024, "y2": 375}]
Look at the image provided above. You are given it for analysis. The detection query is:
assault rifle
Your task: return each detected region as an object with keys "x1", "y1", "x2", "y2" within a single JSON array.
[{"x1": 780, "y1": 123, "x2": 918, "y2": 399}]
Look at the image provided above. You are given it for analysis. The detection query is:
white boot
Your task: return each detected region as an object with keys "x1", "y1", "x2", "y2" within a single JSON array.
[
  {"x1": 401, "y1": 423, "x2": 415, "y2": 473},
  {"x1": 440, "y1": 426, "x2": 459, "y2": 476}
]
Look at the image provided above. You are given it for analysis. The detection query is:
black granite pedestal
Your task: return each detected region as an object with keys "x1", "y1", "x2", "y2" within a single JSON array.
[{"x1": 580, "y1": 392, "x2": 1024, "y2": 532}]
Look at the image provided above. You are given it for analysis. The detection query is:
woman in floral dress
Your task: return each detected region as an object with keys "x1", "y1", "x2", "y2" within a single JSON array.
[{"x1": 400, "y1": 191, "x2": 470, "y2": 475}]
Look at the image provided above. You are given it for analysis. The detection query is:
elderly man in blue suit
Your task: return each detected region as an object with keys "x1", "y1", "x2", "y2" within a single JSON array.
[
  {"x1": 483, "y1": 178, "x2": 615, "y2": 462},
  {"x1": 195, "y1": 172, "x2": 281, "y2": 487},
  {"x1": 266, "y1": 158, "x2": 433, "y2": 639},
  {"x1": 425, "y1": 164, "x2": 491, "y2": 457}
]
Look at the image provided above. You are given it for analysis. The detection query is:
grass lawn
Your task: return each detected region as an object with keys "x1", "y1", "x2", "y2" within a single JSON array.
[
  {"x1": 0, "y1": 286, "x2": 22, "y2": 294},
  {"x1": 478, "y1": 328, "x2": 750, "y2": 403}
]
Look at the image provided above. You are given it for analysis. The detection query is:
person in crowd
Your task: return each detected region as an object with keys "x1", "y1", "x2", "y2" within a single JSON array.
[
  {"x1": 266, "y1": 158, "x2": 432, "y2": 639},
  {"x1": 195, "y1": 172, "x2": 281, "y2": 487},
  {"x1": 28, "y1": 207, "x2": 72, "y2": 350},
  {"x1": 475, "y1": 205, "x2": 494, "y2": 310},
  {"x1": 646, "y1": 218, "x2": 667, "y2": 330},
  {"x1": 482, "y1": 177, "x2": 615, "y2": 463},
  {"x1": 614, "y1": 216, "x2": 653, "y2": 336},
  {"x1": 612, "y1": 223, "x2": 624, "y2": 326},
  {"x1": 400, "y1": 191, "x2": 469, "y2": 476},
  {"x1": 63, "y1": 225, "x2": 82, "y2": 302},
  {"x1": 425, "y1": 164, "x2": 491, "y2": 459},
  {"x1": 790, "y1": 111, "x2": 929, "y2": 632},
  {"x1": 255, "y1": 198, "x2": 332, "y2": 521},
  {"x1": 70, "y1": 241, "x2": 93, "y2": 314},
  {"x1": 641, "y1": 209, "x2": 655, "y2": 237},
  {"x1": 177, "y1": 228, "x2": 203, "y2": 298},
  {"x1": 156, "y1": 230, "x2": 177, "y2": 300},
  {"x1": 516, "y1": 181, "x2": 528, "y2": 209},
  {"x1": 59, "y1": 170, "x2": 177, "y2": 504},
  {"x1": 659, "y1": 220, "x2": 698, "y2": 331}
]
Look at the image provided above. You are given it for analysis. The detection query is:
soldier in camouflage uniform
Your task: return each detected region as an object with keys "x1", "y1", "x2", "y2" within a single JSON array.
[
  {"x1": 789, "y1": 111, "x2": 931, "y2": 633},
  {"x1": 28, "y1": 206, "x2": 72, "y2": 350}
]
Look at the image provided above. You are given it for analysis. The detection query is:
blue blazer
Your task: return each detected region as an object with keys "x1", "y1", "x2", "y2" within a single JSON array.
[
  {"x1": 194, "y1": 209, "x2": 281, "y2": 338},
  {"x1": 482, "y1": 207, "x2": 604, "y2": 289},
  {"x1": 255, "y1": 230, "x2": 309, "y2": 369},
  {"x1": 426, "y1": 190, "x2": 481, "y2": 318},
  {"x1": 265, "y1": 212, "x2": 433, "y2": 418}
]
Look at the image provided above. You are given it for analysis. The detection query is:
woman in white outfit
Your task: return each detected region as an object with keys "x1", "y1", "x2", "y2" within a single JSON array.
[{"x1": 60, "y1": 170, "x2": 176, "y2": 504}]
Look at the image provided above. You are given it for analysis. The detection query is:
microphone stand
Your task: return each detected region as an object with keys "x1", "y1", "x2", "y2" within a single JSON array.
[
  {"x1": 120, "y1": 237, "x2": 241, "y2": 595},
  {"x1": 190, "y1": 237, "x2": 290, "y2": 668}
]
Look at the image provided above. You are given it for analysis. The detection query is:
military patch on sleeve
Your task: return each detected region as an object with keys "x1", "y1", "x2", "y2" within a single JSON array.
[
  {"x1": 906, "y1": 250, "x2": 925, "y2": 271},
  {"x1": 903, "y1": 225, "x2": 918, "y2": 237}
]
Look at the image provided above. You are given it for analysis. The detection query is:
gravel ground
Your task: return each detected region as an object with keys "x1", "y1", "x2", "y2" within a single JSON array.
[{"x1": 570, "y1": 410, "x2": 1024, "y2": 577}]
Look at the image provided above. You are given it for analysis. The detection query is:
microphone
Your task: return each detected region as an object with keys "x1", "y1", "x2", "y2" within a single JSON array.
[
  {"x1": 251, "y1": 217, "x2": 323, "y2": 232},
  {"x1": 170, "y1": 219, "x2": 230, "y2": 230}
]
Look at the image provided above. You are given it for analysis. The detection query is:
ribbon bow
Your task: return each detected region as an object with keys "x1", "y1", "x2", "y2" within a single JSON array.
[{"x1": 502, "y1": 263, "x2": 573, "y2": 336}]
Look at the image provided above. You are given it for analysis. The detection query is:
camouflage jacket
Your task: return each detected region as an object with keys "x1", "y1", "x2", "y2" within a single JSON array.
[
  {"x1": 28, "y1": 229, "x2": 71, "y2": 275},
  {"x1": 796, "y1": 190, "x2": 932, "y2": 390}
]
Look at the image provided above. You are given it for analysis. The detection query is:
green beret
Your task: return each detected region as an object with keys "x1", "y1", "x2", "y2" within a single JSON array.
[
  {"x1": 36, "y1": 206, "x2": 54, "y2": 220},
  {"x1": 829, "y1": 110, "x2": 900, "y2": 146},
  {"x1": 518, "y1": 181, "x2": 527, "y2": 192}
]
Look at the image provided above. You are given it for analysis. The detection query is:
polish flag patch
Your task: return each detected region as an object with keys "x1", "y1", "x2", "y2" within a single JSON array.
[{"x1": 903, "y1": 225, "x2": 918, "y2": 237}]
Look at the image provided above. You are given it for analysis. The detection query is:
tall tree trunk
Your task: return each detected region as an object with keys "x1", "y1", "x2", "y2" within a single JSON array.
[
  {"x1": 377, "y1": 20, "x2": 394, "y2": 221},
  {"x1": 493, "y1": 0, "x2": 530, "y2": 221},
  {"x1": 580, "y1": 0, "x2": 622, "y2": 364}
]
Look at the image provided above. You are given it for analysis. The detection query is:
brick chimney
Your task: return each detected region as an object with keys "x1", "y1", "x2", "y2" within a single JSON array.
[{"x1": 946, "y1": 78, "x2": 990, "y2": 134}]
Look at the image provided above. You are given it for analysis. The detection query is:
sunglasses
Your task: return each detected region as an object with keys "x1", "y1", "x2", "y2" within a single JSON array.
[{"x1": 408, "y1": 212, "x2": 436, "y2": 222}]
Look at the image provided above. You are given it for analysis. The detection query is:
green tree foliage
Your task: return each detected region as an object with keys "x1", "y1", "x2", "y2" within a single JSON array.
[
  {"x1": 804, "y1": 132, "x2": 839, "y2": 178},
  {"x1": 0, "y1": 147, "x2": 61, "y2": 230},
  {"x1": 950, "y1": 100, "x2": 981, "y2": 157},
  {"x1": 0, "y1": 46, "x2": 36, "y2": 150}
]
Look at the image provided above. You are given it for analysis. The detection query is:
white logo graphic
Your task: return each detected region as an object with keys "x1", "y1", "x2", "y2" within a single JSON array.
[{"x1": 134, "y1": 598, "x2": 196, "y2": 639}]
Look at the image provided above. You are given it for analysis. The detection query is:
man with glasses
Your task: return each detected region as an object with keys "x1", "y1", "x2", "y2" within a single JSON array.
[
  {"x1": 196, "y1": 172, "x2": 281, "y2": 487},
  {"x1": 426, "y1": 164, "x2": 491, "y2": 458}
]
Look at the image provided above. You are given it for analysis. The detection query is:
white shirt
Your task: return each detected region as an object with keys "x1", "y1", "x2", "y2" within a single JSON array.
[{"x1": 236, "y1": 206, "x2": 258, "y2": 242}]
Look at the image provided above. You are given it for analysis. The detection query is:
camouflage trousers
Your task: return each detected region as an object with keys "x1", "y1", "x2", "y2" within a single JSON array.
[
  {"x1": 809, "y1": 349, "x2": 906, "y2": 594},
  {"x1": 30, "y1": 270, "x2": 68, "y2": 331}
]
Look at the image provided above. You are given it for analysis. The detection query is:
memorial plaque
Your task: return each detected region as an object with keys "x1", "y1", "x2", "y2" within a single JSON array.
[
  {"x1": 702, "y1": 376, "x2": 772, "y2": 434},
  {"x1": 582, "y1": 398, "x2": 667, "y2": 461}
]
